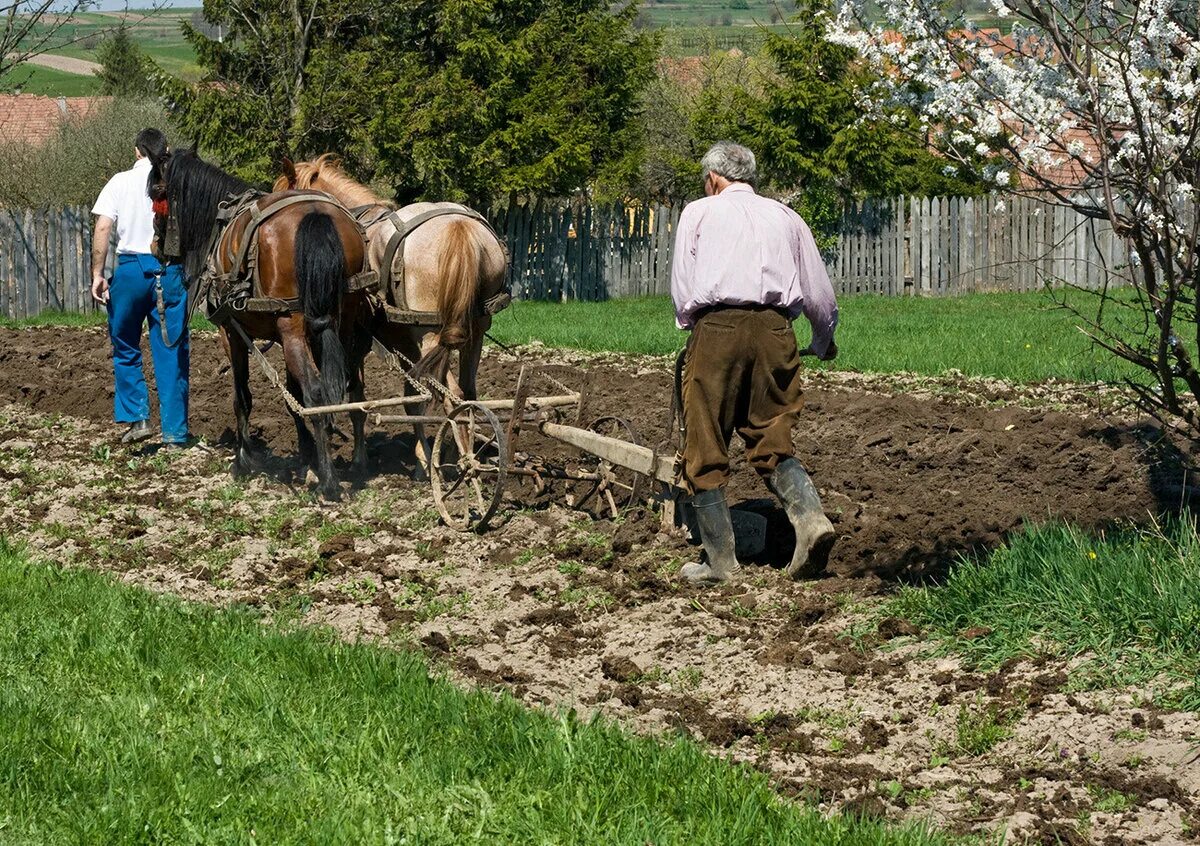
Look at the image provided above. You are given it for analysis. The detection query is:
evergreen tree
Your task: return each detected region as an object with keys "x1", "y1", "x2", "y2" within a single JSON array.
[
  {"x1": 95, "y1": 26, "x2": 156, "y2": 97},
  {"x1": 163, "y1": 0, "x2": 655, "y2": 200}
]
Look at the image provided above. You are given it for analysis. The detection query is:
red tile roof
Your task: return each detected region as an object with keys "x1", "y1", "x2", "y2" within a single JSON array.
[{"x1": 0, "y1": 95, "x2": 111, "y2": 146}]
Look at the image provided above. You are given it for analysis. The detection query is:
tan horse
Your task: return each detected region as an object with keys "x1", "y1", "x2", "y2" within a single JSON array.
[{"x1": 273, "y1": 155, "x2": 508, "y2": 403}]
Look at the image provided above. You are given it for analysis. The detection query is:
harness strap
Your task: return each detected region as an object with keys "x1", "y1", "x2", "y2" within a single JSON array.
[
  {"x1": 153, "y1": 272, "x2": 186, "y2": 350},
  {"x1": 220, "y1": 191, "x2": 346, "y2": 289},
  {"x1": 378, "y1": 204, "x2": 502, "y2": 308}
]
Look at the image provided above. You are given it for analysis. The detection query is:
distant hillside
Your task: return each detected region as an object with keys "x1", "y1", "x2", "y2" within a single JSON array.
[{"x1": 1, "y1": 7, "x2": 203, "y2": 97}]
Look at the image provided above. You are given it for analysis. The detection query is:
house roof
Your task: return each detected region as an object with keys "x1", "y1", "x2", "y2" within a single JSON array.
[{"x1": 0, "y1": 95, "x2": 111, "y2": 146}]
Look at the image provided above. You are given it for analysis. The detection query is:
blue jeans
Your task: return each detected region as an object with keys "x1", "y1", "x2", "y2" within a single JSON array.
[{"x1": 106, "y1": 253, "x2": 190, "y2": 443}]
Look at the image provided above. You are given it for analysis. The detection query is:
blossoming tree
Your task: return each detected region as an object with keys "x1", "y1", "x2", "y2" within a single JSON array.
[{"x1": 830, "y1": 0, "x2": 1200, "y2": 432}]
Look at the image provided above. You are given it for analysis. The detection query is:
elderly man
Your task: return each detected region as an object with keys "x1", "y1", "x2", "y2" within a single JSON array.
[
  {"x1": 671, "y1": 141, "x2": 838, "y2": 584},
  {"x1": 91, "y1": 128, "x2": 190, "y2": 446}
]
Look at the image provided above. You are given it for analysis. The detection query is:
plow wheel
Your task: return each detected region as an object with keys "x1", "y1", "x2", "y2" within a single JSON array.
[
  {"x1": 565, "y1": 416, "x2": 646, "y2": 520},
  {"x1": 430, "y1": 402, "x2": 507, "y2": 532}
]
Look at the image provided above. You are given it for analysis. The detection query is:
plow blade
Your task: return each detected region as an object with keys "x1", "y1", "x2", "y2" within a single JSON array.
[{"x1": 539, "y1": 421, "x2": 677, "y2": 486}]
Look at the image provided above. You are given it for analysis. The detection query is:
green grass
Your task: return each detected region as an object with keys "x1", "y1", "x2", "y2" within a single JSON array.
[
  {"x1": 889, "y1": 519, "x2": 1200, "y2": 709},
  {"x1": 7, "y1": 291, "x2": 1140, "y2": 385},
  {"x1": 489, "y1": 292, "x2": 1137, "y2": 384},
  {"x1": 0, "y1": 544, "x2": 956, "y2": 845},
  {"x1": 0, "y1": 309, "x2": 213, "y2": 332},
  {"x1": 0, "y1": 63, "x2": 102, "y2": 96}
]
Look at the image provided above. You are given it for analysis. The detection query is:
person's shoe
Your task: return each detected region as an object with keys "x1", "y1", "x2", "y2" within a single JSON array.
[
  {"x1": 679, "y1": 488, "x2": 741, "y2": 584},
  {"x1": 120, "y1": 420, "x2": 153, "y2": 444},
  {"x1": 767, "y1": 458, "x2": 836, "y2": 580},
  {"x1": 159, "y1": 434, "x2": 199, "y2": 451}
]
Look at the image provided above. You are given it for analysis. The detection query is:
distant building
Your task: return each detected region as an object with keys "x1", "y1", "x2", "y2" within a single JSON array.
[{"x1": 0, "y1": 95, "x2": 110, "y2": 146}]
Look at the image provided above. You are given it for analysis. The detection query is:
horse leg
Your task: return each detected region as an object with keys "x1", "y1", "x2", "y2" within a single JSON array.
[
  {"x1": 457, "y1": 317, "x2": 489, "y2": 402},
  {"x1": 413, "y1": 329, "x2": 452, "y2": 477},
  {"x1": 279, "y1": 316, "x2": 340, "y2": 500},
  {"x1": 286, "y1": 370, "x2": 317, "y2": 470},
  {"x1": 347, "y1": 330, "x2": 371, "y2": 475},
  {"x1": 221, "y1": 326, "x2": 255, "y2": 476}
]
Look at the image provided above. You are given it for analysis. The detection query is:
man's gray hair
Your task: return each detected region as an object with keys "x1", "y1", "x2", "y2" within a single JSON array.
[{"x1": 701, "y1": 141, "x2": 757, "y2": 185}]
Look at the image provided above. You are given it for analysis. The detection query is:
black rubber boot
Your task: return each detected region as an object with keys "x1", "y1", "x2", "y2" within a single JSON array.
[
  {"x1": 680, "y1": 488, "x2": 740, "y2": 584},
  {"x1": 120, "y1": 419, "x2": 153, "y2": 444},
  {"x1": 767, "y1": 458, "x2": 835, "y2": 579}
]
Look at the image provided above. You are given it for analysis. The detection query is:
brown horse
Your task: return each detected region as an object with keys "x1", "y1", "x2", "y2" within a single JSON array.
[
  {"x1": 153, "y1": 150, "x2": 367, "y2": 499},
  {"x1": 273, "y1": 155, "x2": 508, "y2": 404}
]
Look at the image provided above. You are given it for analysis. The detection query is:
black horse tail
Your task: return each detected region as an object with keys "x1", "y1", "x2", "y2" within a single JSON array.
[{"x1": 295, "y1": 210, "x2": 348, "y2": 406}]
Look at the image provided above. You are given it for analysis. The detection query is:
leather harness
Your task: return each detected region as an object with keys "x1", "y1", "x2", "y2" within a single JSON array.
[
  {"x1": 353, "y1": 202, "x2": 512, "y2": 319},
  {"x1": 202, "y1": 190, "x2": 379, "y2": 324}
]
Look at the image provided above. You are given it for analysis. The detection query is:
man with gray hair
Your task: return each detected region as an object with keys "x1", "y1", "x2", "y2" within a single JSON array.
[{"x1": 671, "y1": 141, "x2": 839, "y2": 584}]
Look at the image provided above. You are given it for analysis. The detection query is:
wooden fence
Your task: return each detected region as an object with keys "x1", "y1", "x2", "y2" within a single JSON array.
[
  {"x1": 830, "y1": 195, "x2": 1127, "y2": 296},
  {"x1": 0, "y1": 205, "x2": 112, "y2": 319},
  {"x1": 488, "y1": 201, "x2": 681, "y2": 301},
  {"x1": 0, "y1": 195, "x2": 1130, "y2": 319}
]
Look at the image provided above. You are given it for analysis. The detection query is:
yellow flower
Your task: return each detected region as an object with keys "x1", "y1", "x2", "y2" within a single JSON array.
[
  {"x1": 1087, "y1": 551, "x2": 1097, "y2": 560},
  {"x1": 1024, "y1": 343, "x2": 1032, "y2": 349}
]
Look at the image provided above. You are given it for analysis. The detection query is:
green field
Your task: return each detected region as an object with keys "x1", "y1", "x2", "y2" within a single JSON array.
[
  {"x1": 0, "y1": 544, "x2": 954, "y2": 845},
  {"x1": 489, "y1": 291, "x2": 1140, "y2": 385},
  {"x1": 2, "y1": 7, "x2": 203, "y2": 95},
  {"x1": 0, "y1": 63, "x2": 101, "y2": 96}
]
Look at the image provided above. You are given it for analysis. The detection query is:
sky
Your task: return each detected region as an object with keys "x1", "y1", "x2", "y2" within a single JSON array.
[{"x1": 88, "y1": 0, "x2": 198, "y2": 10}]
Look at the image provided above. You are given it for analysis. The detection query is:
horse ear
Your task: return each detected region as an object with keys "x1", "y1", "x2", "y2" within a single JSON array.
[{"x1": 281, "y1": 156, "x2": 297, "y2": 187}]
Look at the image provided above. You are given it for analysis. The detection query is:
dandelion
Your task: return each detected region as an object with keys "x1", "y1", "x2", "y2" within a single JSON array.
[
  {"x1": 1087, "y1": 551, "x2": 1097, "y2": 560},
  {"x1": 1025, "y1": 343, "x2": 1032, "y2": 349}
]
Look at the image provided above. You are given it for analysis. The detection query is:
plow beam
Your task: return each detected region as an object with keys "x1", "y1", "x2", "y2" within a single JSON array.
[{"x1": 539, "y1": 421, "x2": 677, "y2": 486}]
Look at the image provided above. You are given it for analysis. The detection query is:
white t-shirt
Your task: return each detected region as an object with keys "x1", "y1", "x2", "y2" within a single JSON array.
[{"x1": 92, "y1": 157, "x2": 155, "y2": 255}]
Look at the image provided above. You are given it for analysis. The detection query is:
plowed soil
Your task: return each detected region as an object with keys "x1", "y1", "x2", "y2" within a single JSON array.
[{"x1": 1, "y1": 325, "x2": 1197, "y2": 845}]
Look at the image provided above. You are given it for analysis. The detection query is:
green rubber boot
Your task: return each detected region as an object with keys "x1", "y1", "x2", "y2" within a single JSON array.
[
  {"x1": 767, "y1": 458, "x2": 835, "y2": 579},
  {"x1": 680, "y1": 488, "x2": 740, "y2": 585}
]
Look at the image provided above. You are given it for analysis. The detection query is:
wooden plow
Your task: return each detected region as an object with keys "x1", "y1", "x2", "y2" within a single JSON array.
[{"x1": 365, "y1": 363, "x2": 677, "y2": 532}]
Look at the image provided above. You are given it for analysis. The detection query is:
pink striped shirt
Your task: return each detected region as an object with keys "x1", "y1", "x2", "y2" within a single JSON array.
[{"x1": 670, "y1": 183, "x2": 838, "y2": 356}]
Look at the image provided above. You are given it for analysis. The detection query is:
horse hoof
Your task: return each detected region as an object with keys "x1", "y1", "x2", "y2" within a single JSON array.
[{"x1": 232, "y1": 451, "x2": 256, "y2": 478}]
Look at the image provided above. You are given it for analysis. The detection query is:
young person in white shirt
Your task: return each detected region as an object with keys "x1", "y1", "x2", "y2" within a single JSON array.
[{"x1": 91, "y1": 128, "x2": 189, "y2": 446}]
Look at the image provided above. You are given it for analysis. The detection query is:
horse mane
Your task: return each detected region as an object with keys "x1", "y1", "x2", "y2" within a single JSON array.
[
  {"x1": 164, "y1": 149, "x2": 255, "y2": 283},
  {"x1": 294, "y1": 154, "x2": 390, "y2": 209}
]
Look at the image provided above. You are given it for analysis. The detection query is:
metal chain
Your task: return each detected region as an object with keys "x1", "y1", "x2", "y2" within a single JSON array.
[
  {"x1": 227, "y1": 318, "x2": 308, "y2": 417},
  {"x1": 370, "y1": 336, "x2": 455, "y2": 403}
]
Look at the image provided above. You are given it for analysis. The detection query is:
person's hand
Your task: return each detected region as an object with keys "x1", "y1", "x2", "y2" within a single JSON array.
[
  {"x1": 800, "y1": 340, "x2": 838, "y2": 361},
  {"x1": 91, "y1": 275, "x2": 109, "y2": 305}
]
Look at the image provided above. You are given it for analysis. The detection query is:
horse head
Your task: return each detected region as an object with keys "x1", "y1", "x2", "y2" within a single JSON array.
[{"x1": 155, "y1": 149, "x2": 253, "y2": 284}]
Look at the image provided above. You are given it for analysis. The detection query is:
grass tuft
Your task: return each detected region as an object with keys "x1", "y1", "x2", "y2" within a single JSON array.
[{"x1": 890, "y1": 518, "x2": 1200, "y2": 708}]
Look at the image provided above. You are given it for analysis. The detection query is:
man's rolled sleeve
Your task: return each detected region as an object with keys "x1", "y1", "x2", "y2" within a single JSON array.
[
  {"x1": 670, "y1": 204, "x2": 702, "y2": 330},
  {"x1": 795, "y1": 219, "x2": 838, "y2": 357}
]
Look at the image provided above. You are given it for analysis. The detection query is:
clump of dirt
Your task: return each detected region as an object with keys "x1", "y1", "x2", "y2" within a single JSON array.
[
  {"x1": 877, "y1": 616, "x2": 920, "y2": 640},
  {"x1": 601, "y1": 654, "x2": 643, "y2": 683}
]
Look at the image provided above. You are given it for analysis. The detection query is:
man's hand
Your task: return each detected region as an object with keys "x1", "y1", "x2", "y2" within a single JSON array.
[
  {"x1": 800, "y1": 340, "x2": 837, "y2": 361},
  {"x1": 91, "y1": 275, "x2": 109, "y2": 304},
  {"x1": 91, "y1": 214, "x2": 113, "y2": 304}
]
